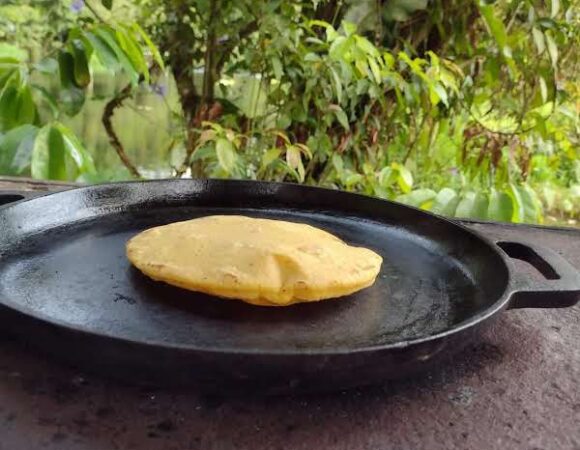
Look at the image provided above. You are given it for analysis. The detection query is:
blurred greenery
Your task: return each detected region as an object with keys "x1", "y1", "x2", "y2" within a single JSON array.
[{"x1": 0, "y1": 0, "x2": 578, "y2": 226}]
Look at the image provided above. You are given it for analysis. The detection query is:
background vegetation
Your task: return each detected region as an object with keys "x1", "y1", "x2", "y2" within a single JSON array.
[{"x1": 0, "y1": 0, "x2": 578, "y2": 225}]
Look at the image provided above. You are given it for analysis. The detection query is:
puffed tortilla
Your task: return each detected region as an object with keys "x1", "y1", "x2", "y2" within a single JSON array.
[{"x1": 126, "y1": 215, "x2": 383, "y2": 306}]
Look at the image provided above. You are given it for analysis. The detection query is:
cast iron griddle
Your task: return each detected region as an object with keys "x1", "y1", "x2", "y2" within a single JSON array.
[{"x1": 0, "y1": 180, "x2": 578, "y2": 394}]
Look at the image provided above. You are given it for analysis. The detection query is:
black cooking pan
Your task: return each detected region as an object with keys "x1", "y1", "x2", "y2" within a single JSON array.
[{"x1": 0, "y1": 180, "x2": 579, "y2": 394}]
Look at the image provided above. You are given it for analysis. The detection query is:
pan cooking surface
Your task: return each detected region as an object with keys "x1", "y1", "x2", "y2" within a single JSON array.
[{"x1": 0, "y1": 206, "x2": 485, "y2": 351}]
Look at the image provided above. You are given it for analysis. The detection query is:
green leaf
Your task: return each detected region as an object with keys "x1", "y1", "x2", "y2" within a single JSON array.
[
  {"x1": 271, "y1": 56, "x2": 283, "y2": 81},
  {"x1": 455, "y1": 192, "x2": 488, "y2": 219},
  {"x1": 487, "y1": 190, "x2": 514, "y2": 222},
  {"x1": 532, "y1": 28, "x2": 545, "y2": 54},
  {"x1": 545, "y1": 33, "x2": 558, "y2": 70},
  {"x1": 342, "y1": 22, "x2": 357, "y2": 36},
  {"x1": 334, "y1": 107, "x2": 349, "y2": 130},
  {"x1": 332, "y1": 153, "x2": 344, "y2": 173},
  {"x1": 329, "y1": 66, "x2": 343, "y2": 103},
  {"x1": 431, "y1": 188, "x2": 460, "y2": 216},
  {"x1": 0, "y1": 43, "x2": 28, "y2": 62},
  {"x1": 31, "y1": 125, "x2": 66, "y2": 180},
  {"x1": 550, "y1": 0, "x2": 560, "y2": 17},
  {"x1": 102, "y1": 0, "x2": 113, "y2": 10},
  {"x1": 94, "y1": 27, "x2": 139, "y2": 86},
  {"x1": 15, "y1": 85, "x2": 36, "y2": 125},
  {"x1": 58, "y1": 50, "x2": 76, "y2": 88},
  {"x1": 83, "y1": 31, "x2": 120, "y2": 70},
  {"x1": 130, "y1": 24, "x2": 164, "y2": 70},
  {"x1": 54, "y1": 122, "x2": 95, "y2": 174},
  {"x1": 477, "y1": 3, "x2": 515, "y2": 71},
  {"x1": 261, "y1": 148, "x2": 281, "y2": 169},
  {"x1": 355, "y1": 36, "x2": 379, "y2": 57},
  {"x1": 0, "y1": 84, "x2": 18, "y2": 131},
  {"x1": 539, "y1": 76, "x2": 548, "y2": 102},
  {"x1": 392, "y1": 163, "x2": 413, "y2": 193},
  {"x1": 0, "y1": 124, "x2": 37, "y2": 174},
  {"x1": 395, "y1": 188, "x2": 436, "y2": 208},
  {"x1": 286, "y1": 146, "x2": 305, "y2": 182},
  {"x1": 517, "y1": 184, "x2": 542, "y2": 223},
  {"x1": 116, "y1": 27, "x2": 149, "y2": 81},
  {"x1": 367, "y1": 57, "x2": 382, "y2": 84},
  {"x1": 70, "y1": 40, "x2": 91, "y2": 88},
  {"x1": 215, "y1": 138, "x2": 236, "y2": 174}
]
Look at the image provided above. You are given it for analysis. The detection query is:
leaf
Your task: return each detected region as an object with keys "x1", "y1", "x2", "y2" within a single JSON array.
[
  {"x1": 334, "y1": 107, "x2": 349, "y2": 130},
  {"x1": 367, "y1": 57, "x2": 382, "y2": 84},
  {"x1": 455, "y1": 192, "x2": 488, "y2": 219},
  {"x1": 215, "y1": 138, "x2": 236, "y2": 174},
  {"x1": 54, "y1": 122, "x2": 95, "y2": 174},
  {"x1": 70, "y1": 39, "x2": 91, "y2": 88},
  {"x1": 342, "y1": 22, "x2": 357, "y2": 36},
  {"x1": 94, "y1": 27, "x2": 139, "y2": 86},
  {"x1": 0, "y1": 84, "x2": 18, "y2": 131},
  {"x1": 116, "y1": 27, "x2": 149, "y2": 81},
  {"x1": 392, "y1": 163, "x2": 413, "y2": 193},
  {"x1": 332, "y1": 153, "x2": 344, "y2": 173},
  {"x1": 431, "y1": 188, "x2": 460, "y2": 216},
  {"x1": 539, "y1": 76, "x2": 548, "y2": 102},
  {"x1": 31, "y1": 125, "x2": 66, "y2": 180},
  {"x1": 329, "y1": 66, "x2": 343, "y2": 103},
  {"x1": 355, "y1": 36, "x2": 379, "y2": 57},
  {"x1": 487, "y1": 190, "x2": 514, "y2": 222},
  {"x1": 0, "y1": 43, "x2": 28, "y2": 62},
  {"x1": 551, "y1": 0, "x2": 560, "y2": 17},
  {"x1": 0, "y1": 124, "x2": 38, "y2": 174},
  {"x1": 532, "y1": 28, "x2": 545, "y2": 54},
  {"x1": 58, "y1": 50, "x2": 76, "y2": 88},
  {"x1": 285, "y1": 145, "x2": 301, "y2": 169},
  {"x1": 130, "y1": 23, "x2": 165, "y2": 70},
  {"x1": 517, "y1": 184, "x2": 542, "y2": 223},
  {"x1": 286, "y1": 146, "x2": 305, "y2": 182},
  {"x1": 15, "y1": 85, "x2": 36, "y2": 125},
  {"x1": 379, "y1": 167, "x2": 395, "y2": 187},
  {"x1": 261, "y1": 148, "x2": 281, "y2": 169},
  {"x1": 395, "y1": 188, "x2": 436, "y2": 208},
  {"x1": 83, "y1": 31, "x2": 119, "y2": 70},
  {"x1": 545, "y1": 33, "x2": 558, "y2": 70},
  {"x1": 477, "y1": 3, "x2": 515, "y2": 71},
  {"x1": 102, "y1": 0, "x2": 113, "y2": 10},
  {"x1": 271, "y1": 56, "x2": 283, "y2": 81}
]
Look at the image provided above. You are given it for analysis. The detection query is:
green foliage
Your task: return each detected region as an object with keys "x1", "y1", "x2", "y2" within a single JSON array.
[
  {"x1": 0, "y1": 2, "x2": 162, "y2": 182},
  {"x1": 0, "y1": 0, "x2": 578, "y2": 225}
]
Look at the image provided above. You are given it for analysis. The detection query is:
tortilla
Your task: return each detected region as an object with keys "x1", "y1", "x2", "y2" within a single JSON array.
[{"x1": 126, "y1": 215, "x2": 382, "y2": 306}]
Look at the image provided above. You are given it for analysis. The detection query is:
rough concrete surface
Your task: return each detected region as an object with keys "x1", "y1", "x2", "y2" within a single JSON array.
[{"x1": 1, "y1": 180, "x2": 579, "y2": 450}]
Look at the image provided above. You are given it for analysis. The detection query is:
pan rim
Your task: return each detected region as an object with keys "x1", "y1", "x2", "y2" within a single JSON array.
[{"x1": 0, "y1": 178, "x2": 513, "y2": 356}]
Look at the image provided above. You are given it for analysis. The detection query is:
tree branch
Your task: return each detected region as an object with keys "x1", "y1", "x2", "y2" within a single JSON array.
[{"x1": 102, "y1": 84, "x2": 142, "y2": 178}]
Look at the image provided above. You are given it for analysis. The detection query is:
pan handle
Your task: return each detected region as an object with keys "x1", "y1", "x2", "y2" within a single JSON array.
[{"x1": 496, "y1": 241, "x2": 580, "y2": 309}]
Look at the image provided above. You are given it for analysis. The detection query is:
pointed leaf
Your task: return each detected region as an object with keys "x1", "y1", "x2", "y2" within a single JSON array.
[
  {"x1": 31, "y1": 125, "x2": 66, "y2": 180},
  {"x1": 545, "y1": 33, "x2": 558, "y2": 70},
  {"x1": 54, "y1": 122, "x2": 95, "y2": 174},
  {"x1": 532, "y1": 28, "x2": 545, "y2": 54},
  {"x1": 215, "y1": 138, "x2": 236, "y2": 174},
  {"x1": 334, "y1": 108, "x2": 349, "y2": 130},
  {"x1": 261, "y1": 148, "x2": 281, "y2": 169},
  {"x1": 0, "y1": 124, "x2": 38, "y2": 174},
  {"x1": 431, "y1": 188, "x2": 460, "y2": 216},
  {"x1": 130, "y1": 23, "x2": 165, "y2": 70},
  {"x1": 488, "y1": 190, "x2": 513, "y2": 222}
]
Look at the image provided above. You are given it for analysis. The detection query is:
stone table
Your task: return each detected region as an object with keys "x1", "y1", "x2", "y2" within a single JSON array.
[{"x1": 1, "y1": 177, "x2": 579, "y2": 450}]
